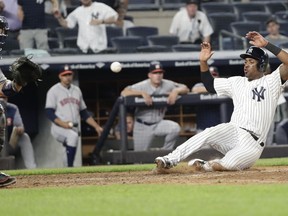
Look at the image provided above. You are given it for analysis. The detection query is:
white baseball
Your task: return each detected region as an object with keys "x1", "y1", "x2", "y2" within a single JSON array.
[
  {"x1": 110, "y1": 61, "x2": 122, "y2": 73},
  {"x1": 68, "y1": 122, "x2": 73, "y2": 128}
]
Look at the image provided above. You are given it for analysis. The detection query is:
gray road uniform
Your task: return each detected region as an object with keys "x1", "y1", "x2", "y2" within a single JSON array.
[
  {"x1": 45, "y1": 83, "x2": 86, "y2": 160},
  {"x1": 6, "y1": 102, "x2": 36, "y2": 169},
  {"x1": 127, "y1": 79, "x2": 187, "y2": 151}
]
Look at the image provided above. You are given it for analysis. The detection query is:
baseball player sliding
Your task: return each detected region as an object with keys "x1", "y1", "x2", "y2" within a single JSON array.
[{"x1": 155, "y1": 31, "x2": 288, "y2": 172}]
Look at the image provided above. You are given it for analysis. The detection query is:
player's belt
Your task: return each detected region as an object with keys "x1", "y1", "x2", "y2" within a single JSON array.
[
  {"x1": 240, "y1": 127, "x2": 259, "y2": 141},
  {"x1": 136, "y1": 118, "x2": 157, "y2": 126}
]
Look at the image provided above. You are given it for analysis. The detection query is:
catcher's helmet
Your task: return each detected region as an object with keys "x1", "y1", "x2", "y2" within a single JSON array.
[
  {"x1": 0, "y1": 16, "x2": 9, "y2": 45},
  {"x1": 240, "y1": 46, "x2": 269, "y2": 72}
]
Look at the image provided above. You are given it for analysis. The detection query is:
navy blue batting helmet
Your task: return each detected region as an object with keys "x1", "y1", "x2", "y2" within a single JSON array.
[{"x1": 240, "y1": 46, "x2": 269, "y2": 72}]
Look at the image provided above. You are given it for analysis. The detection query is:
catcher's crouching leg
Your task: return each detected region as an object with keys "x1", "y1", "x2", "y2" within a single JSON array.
[{"x1": 0, "y1": 104, "x2": 6, "y2": 153}]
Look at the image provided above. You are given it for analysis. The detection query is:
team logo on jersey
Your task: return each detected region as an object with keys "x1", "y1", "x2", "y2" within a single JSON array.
[{"x1": 252, "y1": 86, "x2": 266, "y2": 102}]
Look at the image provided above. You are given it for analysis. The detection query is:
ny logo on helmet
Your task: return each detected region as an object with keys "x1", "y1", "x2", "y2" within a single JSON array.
[
  {"x1": 247, "y1": 47, "x2": 254, "y2": 54},
  {"x1": 252, "y1": 86, "x2": 266, "y2": 102}
]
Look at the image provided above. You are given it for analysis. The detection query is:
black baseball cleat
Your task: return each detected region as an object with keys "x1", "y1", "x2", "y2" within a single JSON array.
[
  {"x1": 154, "y1": 156, "x2": 173, "y2": 172},
  {"x1": 89, "y1": 153, "x2": 102, "y2": 165},
  {"x1": 0, "y1": 172, "x2": 16, "y2": 188}
]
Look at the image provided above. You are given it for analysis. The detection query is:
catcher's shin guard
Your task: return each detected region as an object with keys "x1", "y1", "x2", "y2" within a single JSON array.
[{"x1": 0, "y1": 104, "x2": 6, "y2": 153}]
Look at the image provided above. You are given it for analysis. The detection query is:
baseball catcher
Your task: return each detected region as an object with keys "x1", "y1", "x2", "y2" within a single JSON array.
[{"x1": 0, "y1": 15, "x2": 41, "y2": 187}]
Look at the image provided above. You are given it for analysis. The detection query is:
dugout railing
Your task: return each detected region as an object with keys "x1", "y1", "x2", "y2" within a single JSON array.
[{"x1": 90, "y1": 94, "x2": 234, "y2": 164}]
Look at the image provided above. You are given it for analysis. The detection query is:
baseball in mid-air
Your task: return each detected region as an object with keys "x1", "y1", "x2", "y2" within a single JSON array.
[{"x1": 110, "y1": 61, "x2": 122, "y2": 73}]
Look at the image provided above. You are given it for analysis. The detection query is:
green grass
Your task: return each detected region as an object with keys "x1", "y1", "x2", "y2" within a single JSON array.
[
  {"x1": 1, "y1": 185, "x2": 288, "y2": 216},
  {"x1": 1, "y1": 157, "x2": 288, "y2": 216}
]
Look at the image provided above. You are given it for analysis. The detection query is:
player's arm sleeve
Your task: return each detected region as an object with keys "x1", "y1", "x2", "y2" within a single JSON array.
[
  {"x1": 45, "y1": 108, "x2": 58, "y2": 122},
  {"x1": 80, "y1": 109, "x2": 91, "y2": 121},
  {"x1": 13, "y1": 106, "x2": 24, "y2": 127},
  {"x1": 201, "y1": 70, "x2": 216, "y2": 93}
]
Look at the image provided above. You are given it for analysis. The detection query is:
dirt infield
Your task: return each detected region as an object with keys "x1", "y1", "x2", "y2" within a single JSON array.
[{"x1": 9, "y1": 165, "x2": 288, "y2": 188}]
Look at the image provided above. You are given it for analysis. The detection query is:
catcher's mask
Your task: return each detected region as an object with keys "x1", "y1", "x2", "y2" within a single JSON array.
[
  {"x1": 240, "y1": 46, "x2": 269, "y2": 73},
  {"x1": 0, "y1": 16, "x2": 9, "y2": 45}
]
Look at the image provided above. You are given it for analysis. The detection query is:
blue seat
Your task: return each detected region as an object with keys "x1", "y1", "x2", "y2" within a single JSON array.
[
  {"x1": 233, "y1": 2, "x2": 266, "y2": 21},
  {"x1": 275, "y1": 119, "x2": 288, "y2": 145},
  {"x1": 279, "y1": 21, "x2": 288, "y2": 36},
  {"x1": 63, "y1": 37, "x2": 78, "y2": 49},
  {"x1": 242, "y1": 12, "x2": 272, "y2": 31},
  {"x1": 265, "y1": 2, "x2": 287, "y2": 14},
  {"x1": 147, "y1": 35, "x2": 179, "y2": 51},
  {"x1": 126, "y1": 26, "x2": 158, "y2": 45},
  {"x1": 275, "y1": 11, "x2": 288, "y2": 22},
  {"x1": 161, "y1": 0, "x2": 186, "y2": 11},
  {"x1": 208, "y1": 13, "x2": 237, "y2": 50},
  {"x1": 230, "y1": 21, "x2": 261, "y2": 50},
  {"x1": 128, "y1": 0, "x2": 160, "y2": 11},
  {"x1": 111, "y1": 36, "x2": 145, "y2": 53},
  {"x1": 201, "y1": 2, "x2": 235, "y2": 15},
  {"x1": 106, "y1": 26, "x2": 124, "y2": 47}
]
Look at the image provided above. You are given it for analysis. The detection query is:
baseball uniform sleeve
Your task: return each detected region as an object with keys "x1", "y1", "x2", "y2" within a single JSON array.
[
  {"x1": 214, "y1": 77, "x2": 235, "y2": 97},
  {"x1": 45, "y1": 88, "x2": 57, "y2": 109},
  {"x1": 266, "y1": 66, "x2": 287, "y2": 99},
  {"x1": 99, "y1": 3, "x2": 118, "y2": 20},
  {"x1": 66, "y1": 8, "x2": 79, "y2": 29},
  {"x1": 11, "y1": 104, "x2": 24, "y2": 127}
]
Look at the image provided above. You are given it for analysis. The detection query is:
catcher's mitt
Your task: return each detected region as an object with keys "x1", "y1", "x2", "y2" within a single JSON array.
[{"x1": 9, "y1": 55, "x2": 42, "y2": 86}]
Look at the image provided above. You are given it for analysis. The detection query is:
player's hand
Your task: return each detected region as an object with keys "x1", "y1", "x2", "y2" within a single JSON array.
[
  {"x1": 142, "y1": 92, "x2": 153, "y2": 106},
  {"x1": 167, "y1": 91, "x2": 178, "y2": 105},
  {"x1": 199, "y1": 42, "x2": 214, "y2": 62},
  {"x1": 90, "y1": 19, "x2": 103, "y2": 25},
  {"x1": 53, "y1": 10, "x2": 62, "y2": 19},
  {"x1": 95, "y1": 126, "x2": 103, "y2": 136},
  {"x1": 246, "y1": 31, "x2": 268, "y2": 47},
  {"x1": 15, "y1": 127, "x2": 24, "y2": 135}
]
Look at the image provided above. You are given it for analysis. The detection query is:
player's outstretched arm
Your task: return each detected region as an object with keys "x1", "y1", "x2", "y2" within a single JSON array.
[
  {"x1": 246, "y1": 31, "x2": 288, "y2": 81},
  {"x1": 199, "y1": 42, "x2": 214, "y2": 73},
  {"x1": 199, "y1": 42, "x2": 216, "y2": 93}
]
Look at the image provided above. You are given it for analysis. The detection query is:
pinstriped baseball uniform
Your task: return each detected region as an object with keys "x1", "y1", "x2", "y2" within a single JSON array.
[
  {"x1": 164, "y1": 66, "x2": 287, "y2": 170},
  {"x1": 128, "y1": 79, "x2": 186, "y2": 151}
]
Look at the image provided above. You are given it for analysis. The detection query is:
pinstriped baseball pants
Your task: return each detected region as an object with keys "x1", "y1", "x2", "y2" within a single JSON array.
[{"x1": 165, "y1": 123, "x2": 265, "y2": 170}]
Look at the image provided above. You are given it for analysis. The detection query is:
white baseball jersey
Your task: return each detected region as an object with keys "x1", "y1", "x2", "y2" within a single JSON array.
[
  {"x1": 66, "y1": 2, "x2": 118, "y2": 53},
  {"x1": 164, "y1": 66, "x2": 288, "y2": 170},
  {"x1": 215, "y1": 66, "x2": 285, "y2": 142},
  {"x1": 169, "y1": 8, "x2": 214, "y2": 43}
]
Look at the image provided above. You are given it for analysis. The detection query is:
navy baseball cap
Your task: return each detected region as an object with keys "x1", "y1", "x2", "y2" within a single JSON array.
[
  {"x1": 59, "y1": 65, "x2": 73, "y2": 76},
  {"x1": 149, "y1": 61, "x2": 165, "y2": 73},
  {"x1": 186, "y1": 0, "x2": 199, "y2": 5}
]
